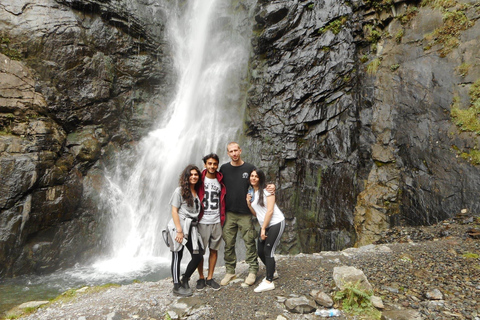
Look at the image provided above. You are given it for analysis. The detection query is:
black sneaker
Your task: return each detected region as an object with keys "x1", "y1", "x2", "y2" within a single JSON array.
[
  {"x1": 196, "y1": 279, "x2": 206, "y2": 290},
  {"x1": 180, "y1": 275, "x2": 190, "y2": 289},
  {"x1": 206, "y1": 278, "x2": 221, "y2": 290},
  {"x1": 173, "y1": 284, "x2": 193, "y2": 297}
]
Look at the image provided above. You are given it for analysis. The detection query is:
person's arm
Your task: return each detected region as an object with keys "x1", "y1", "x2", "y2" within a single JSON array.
[
  {"x1": 265, "y1": 184, "x2": 276, "y2": 195},
  {"x1": 246, "y1": 193, "x2": 256, "y2": 216},
  {"x1": 260, "y1": 194, "x2": 275, "y2": 240},
  {"x1": 171, "y1": 205, "x2": 184, "y2": 244}
]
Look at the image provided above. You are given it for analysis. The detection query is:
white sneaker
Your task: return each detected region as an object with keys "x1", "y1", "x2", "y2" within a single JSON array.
[{"x1": 254, "y1": 279, "x2": 275, "y2": 293}]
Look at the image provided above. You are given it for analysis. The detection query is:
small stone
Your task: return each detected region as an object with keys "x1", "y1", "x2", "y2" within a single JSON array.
[
  {"x1": 284, "y1": 296, "x2": 316, "y2": 314},
  {"x1": 276, "y1": 316, "x2": 288, "y2": 320},
  {"x1": 426, "y1": 288, "x2": 443, "y2": 300},
  {"x1": 371, "y1": 295, "x2": 384, "y2": 309},
  {"x1": 165, "y1": 311, "x2": 179, "y2": 320},
  {"x1": 309, "y1": 290, "x2": 333, "y2": 307},
  {"x1": 17, "y1": 301, "x2": 50, "y2": 309}
]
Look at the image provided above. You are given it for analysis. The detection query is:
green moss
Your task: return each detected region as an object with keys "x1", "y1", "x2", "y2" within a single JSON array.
[
  {"x1": 390, "y1": 64, "x2": 400, "y2": 71},
  {"x1": 307, "y1": 3, "x2": 315, "y2": 10},
  {"x1": 0, "y1": 33, "x2": 22, "y2": 60},
  {"x1": 360, "y1": 54, "x2": 369, "y2": 63},
  {"x1": 318, "y1": 16, "x2": 348, "y2": 35},
  {"x1": 451, "y1": 80, "x2": 480, "y2": 134},
  {"x1": 364, "y1": 24, "x2": 381, "y2": 44},
  {"x1": 395, "y1": 29, "x2": 404, "y2": 43},
  {"x1": 398, "y1": 6, "x2": 419, "y2": 24},
  {"x1": 460, "y1": 150, "x2": 480, "y2": 165},
  {"x1": 423, "y1": 2, "x2": 474, "y2": 57},
  {"x1": 364, "y1": 0, "x2": 394, "y2": 11}
]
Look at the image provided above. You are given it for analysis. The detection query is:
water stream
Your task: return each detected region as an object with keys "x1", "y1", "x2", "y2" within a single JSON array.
[{"x1": 0, "y1": 0, "x2": 252, "y2": 314}]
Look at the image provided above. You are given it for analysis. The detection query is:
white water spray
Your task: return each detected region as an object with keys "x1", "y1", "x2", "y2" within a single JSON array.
[{"x1": 94, "y1": 0, "x2": 252, "y2": 275}]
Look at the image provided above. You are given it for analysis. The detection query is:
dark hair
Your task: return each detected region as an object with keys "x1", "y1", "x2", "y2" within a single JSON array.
[
  {"x1": 251, "y1": 168, "x2": 266, "y2": 207},
  {"x1": 179, "y1": 164, "x2": 202, "y2": 207},
  {"x1": 202, "y1": 153, "x2": 219, "y2": 164}
]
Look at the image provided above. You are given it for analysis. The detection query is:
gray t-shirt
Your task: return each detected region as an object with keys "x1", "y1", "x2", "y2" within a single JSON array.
[{"x1": 169, "y1": 187, "x2": 200, "y2": 220}]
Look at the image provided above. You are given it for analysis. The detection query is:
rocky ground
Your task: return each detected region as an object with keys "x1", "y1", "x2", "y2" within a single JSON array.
[{"x1": 4, "y1": 214, "x2": 480, "y2": 320}]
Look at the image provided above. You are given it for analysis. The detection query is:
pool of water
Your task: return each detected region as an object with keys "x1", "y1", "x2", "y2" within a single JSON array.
[{"x1": 0, "y1": 257, "x2": 171, "y2": 316}]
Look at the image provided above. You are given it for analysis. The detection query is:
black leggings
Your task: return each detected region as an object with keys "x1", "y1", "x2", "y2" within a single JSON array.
[
  {"x1": 171, "y1": 229, "x2": 202, "y2": 284},
  {"x1": 257, "y1": 220, "x2": 285, "y2": 282}
]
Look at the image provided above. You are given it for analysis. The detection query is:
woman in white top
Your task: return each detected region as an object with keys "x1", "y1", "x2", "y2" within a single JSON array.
[{"x1": 246, "y1": 168, "x2": 285, "y2": 293}]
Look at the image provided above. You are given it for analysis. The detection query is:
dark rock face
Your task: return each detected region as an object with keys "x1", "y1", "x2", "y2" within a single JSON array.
[
  {"x1": 245, "y1": 0, "x2": 362, "y2": 253},
  {"x1": 0, "y1": 0, "x2": 173, "y2": 277},
  {"x1": 246, "y1": 0, "x2": 480, "y2": 251}
]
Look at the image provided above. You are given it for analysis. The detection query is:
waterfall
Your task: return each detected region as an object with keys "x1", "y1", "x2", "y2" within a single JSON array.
[{"x1": 94, "y1": 0, "x2": 253, "y2": 275}]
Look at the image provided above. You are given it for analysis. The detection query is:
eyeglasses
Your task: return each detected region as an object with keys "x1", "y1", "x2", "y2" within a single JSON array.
[{"x1": 194, "y1": 198, "x2": 199, "y2": 212}]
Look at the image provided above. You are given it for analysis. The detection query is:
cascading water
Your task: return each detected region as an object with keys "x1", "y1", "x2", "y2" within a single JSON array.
[{"x1": 93, "y1": 0, "x2": 253, "y2": 276}]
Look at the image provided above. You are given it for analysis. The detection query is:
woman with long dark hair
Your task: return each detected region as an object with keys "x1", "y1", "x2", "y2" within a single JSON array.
[
  {"x1": 246, "y1": 168, "x2": 285, "y2": 293},
  {"x1": 166, "y1": 164, "x2": 203, "y2": 296}
]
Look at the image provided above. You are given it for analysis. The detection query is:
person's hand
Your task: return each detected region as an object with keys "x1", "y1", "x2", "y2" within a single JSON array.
[
  {"x1": 261, "y1": 228, "x2": 267, "y2": 240},
  {"x1": 266, "y1": 184, "x2": 276, "y2": 195},
  {"x1": 175, "y1": 231, "x2": 184, "y2": 244},
  {"x1": 246, "y1": 193, "x2": 252, "y2": 205}
]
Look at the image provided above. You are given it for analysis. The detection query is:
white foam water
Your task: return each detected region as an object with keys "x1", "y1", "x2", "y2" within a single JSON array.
[{"x1": 95, "y1": 0, "x2": 252, "y2": 275}]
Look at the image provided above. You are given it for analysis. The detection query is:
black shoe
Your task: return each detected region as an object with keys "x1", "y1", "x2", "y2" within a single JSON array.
[
  {"x1": 180, "y1": 275, "x2": 190, "y2": 289},
  {"x1": 196, "y1": 279, "x2": 206, "y2": 290},
  {"x1": 173, "y1": 284, "x2": 193, "y2": 297},
  {"x1": 206, "y1": 278, "x2": 221, "y2": 290}
]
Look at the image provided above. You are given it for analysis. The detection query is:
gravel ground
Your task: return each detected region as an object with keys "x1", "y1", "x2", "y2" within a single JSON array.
[{"x1": 10, "y1": 215, "x2": 480, "y2": 320}]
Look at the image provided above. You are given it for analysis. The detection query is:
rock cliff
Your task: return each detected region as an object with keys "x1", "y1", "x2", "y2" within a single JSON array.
[
  {"x1": 0, "y1": 0, "x2": 173, "y2": 277},
  {"x1": 1, "y1": 0, "x2": 480, "y2": 277},
  {"x1": 245, "y1": 0, "x2": 480, "y2": 252}
]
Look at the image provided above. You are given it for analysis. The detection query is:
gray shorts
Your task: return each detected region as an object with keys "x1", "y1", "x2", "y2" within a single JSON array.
[{"x1": 198, "y1": 222, "x2": 223, "y2": 252}]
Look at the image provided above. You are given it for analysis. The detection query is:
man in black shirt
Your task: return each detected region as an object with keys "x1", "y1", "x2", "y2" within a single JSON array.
[{"x1": 219, "y1": 142, "x2": 258, "y2": 286}]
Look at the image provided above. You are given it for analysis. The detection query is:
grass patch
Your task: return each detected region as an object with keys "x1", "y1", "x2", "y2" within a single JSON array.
[
  {"x1": 457, "y1": 63, "x2": 471, "y2": 77},
  {"x1": 334, "y1": 281, "x2": 381, "y2": 319},
  {"x1": 423, "y1": 1, "x2": 474, "y2": 57},
  {"x1": 462, "y1": 252, "x2": 479, "y2": 259},
  {"x1": 460, "y1": 150, "x2": 480, "y2": 165},
  {"x1": 451, "y1": 80, "x2": 480, "y2": 134},
  {"x1": 367, "y1": 58, "x2": 381, "y2": 75}
]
